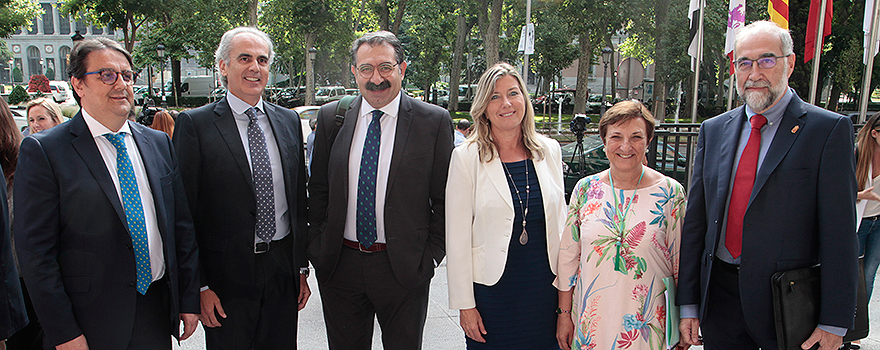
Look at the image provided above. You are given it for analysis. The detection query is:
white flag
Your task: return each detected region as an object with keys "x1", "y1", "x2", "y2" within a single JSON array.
[
  {"x1": 725, "y1": 0, "x2": 746, "y2": 57},
  {"x1": 688, "y1": 0, "x2": 702, "y2": 60},
  {"x1": 865, "y1": 0, "x2": 880, "y2": 64}
]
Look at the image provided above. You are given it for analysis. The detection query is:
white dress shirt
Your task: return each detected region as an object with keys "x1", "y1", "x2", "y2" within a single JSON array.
[
  {"x1": 81, "y1": 110, "x2": 165, "y2": 282},
  {"x1": 344, "y1": 92, "x2": 402, "y2": 243},
  {"x1": 226, "y1": 92, "x2": 290, "y2": 243}
]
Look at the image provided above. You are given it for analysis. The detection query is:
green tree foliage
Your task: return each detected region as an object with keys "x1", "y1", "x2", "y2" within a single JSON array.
[
  {"x1": 12, "y1": 66, "x2": 22, "y2": 84},
  {"x1": 403, "y1": 0, "x2": 456, "y2": 101},
  {"x1": 0, "y1": 0, "x2": 42, "y2": 38},
  {"x1": 8, "y1": 85, "x2": 30, "y2": 105},
  {"x1": 531, "y1": 6, "x2": 578, "y2": 94},
  {"x1": 61, "y1": 0, "x2": 168, "y2": 51}
]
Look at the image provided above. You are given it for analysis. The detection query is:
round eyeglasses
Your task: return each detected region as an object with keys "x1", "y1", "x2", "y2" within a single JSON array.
[
  {"x1": 356, "y1": 62, "x2": 399, "y2": 79},
  {"x1": 735, "y1": 54, "x2": 791, "y2": 72},
  {"x1": 83, "y1": 68, "x2": 138, "y2": 85}
]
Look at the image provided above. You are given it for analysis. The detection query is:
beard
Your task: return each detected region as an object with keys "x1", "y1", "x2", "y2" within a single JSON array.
[
  {"x1": 738, "y1": 76, "x2": 787, "y2": 112},
  {"x1": 366, "y1": 80, "x2": 391, "y2": 91}
]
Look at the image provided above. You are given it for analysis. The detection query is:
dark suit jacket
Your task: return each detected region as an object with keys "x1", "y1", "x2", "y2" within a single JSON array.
[
  {"x1": 173, "y1": 97, "x2": 307, "y2": 297},
  {"x1": 677, "y1": 92, "x2": 859, "y2": 347},
  {"x1": 0, "y1": 173, "x2": 27, "y2": 339},
  {"x1": 308, "y1": 94, "x2": 453, "y2": 285},
  {"x1": 14, "y1": 113, "x2": 200, "y2": 349}
]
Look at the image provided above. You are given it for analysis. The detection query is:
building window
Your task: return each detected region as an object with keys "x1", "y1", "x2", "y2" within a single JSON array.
[
  {"x1": 76, "y1": 18, "x2": 87, "y2": 34},
  {"x1": 59, "y1": 11, "x2": 70, "y2": 35},
  {"x1": 59, "y1": 46, "x2": 71, "y2": 80},
  {"x1": 27, "y1": 16, "x2": 38, "y2": 34},
  {"x1": 106, "y1": 27, "x2": 114, "y2": 35},
  {"x1": 41, "y1": 3, "x2": 54, "y2": 35},
  {"x1": 91, "y1": 26, "x2": 102, "y2": 35},
  {"x1": 27, "y1": 46, "x2": 42, "y2": 77}
]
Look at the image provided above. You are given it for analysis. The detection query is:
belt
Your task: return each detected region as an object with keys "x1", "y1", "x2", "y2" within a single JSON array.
[
  {"x1": 343, "y1": 239, "x2": 387, "y2": 253},
  {"x1": 714, "y1": 258, "x2": 740, "y2": 274},
  {"x1": 864, "y1": 214, "x2": 880, "y2": 221},
  {"x1": 254, "y1": 235, "x2": 290, "y2": 254}
]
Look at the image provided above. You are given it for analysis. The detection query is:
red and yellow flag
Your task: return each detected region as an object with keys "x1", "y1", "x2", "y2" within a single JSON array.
[{"x1": 768, "y1": 0, "x2": 789, "y2": 29}]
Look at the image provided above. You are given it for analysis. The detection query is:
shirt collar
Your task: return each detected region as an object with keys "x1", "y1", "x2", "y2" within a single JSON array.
[
  {"x1": 226, "y1": 91, "x2": 265, "y2": 117},
  {"x1": 359, "y1": 90, "x2": 402, "y2": 119},
  {"x1": 82, "y1": 108, "x2": 132, "y2": 139},
  {"x1": 744, "y1": 87, "x2": 793, "y2": 127}
]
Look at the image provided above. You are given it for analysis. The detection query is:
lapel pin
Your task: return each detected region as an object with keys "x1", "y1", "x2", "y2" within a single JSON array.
[{"x1": 791, "y1": 125, "x2": 799, "y2": 134}]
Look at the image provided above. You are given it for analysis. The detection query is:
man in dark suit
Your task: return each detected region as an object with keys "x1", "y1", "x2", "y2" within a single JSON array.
[
  {"x1": 14, "y1": 37, "x2": 200, "y2": 350},
  {"x1": 677, "y1": 21, "x2": 858, "y2": 350},
  {"x1": 173, "y1": 27, "x2": 309, "y2": 350},
  {"x1": 308, "y1": 31, "x2": 453, "y2": 349}
]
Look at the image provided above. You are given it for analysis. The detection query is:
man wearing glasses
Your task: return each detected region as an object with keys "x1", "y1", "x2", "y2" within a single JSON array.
[
  {"x1": 14, "y1": 37, "x2": 200, "y2": 349},
  {"x1": 678, "y1": 21, "x2": 858, "y2": 350},
  {"x1": 308, "y1": 31, "x2": 453, "y2": 349},
  {"x1": 173, "y1": 27, "x2": 309, "y2": 349}
]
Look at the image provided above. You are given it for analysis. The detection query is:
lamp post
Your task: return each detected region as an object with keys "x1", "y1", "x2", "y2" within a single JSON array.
[
  {"x1": 157, "y1": 43, "x2": 167, "y2": 108},
  {"x1": 601, "y1": 46, "x2": 613, "y2": 118},
  {"x1": 71, "y1": 30, "x2": 84, "y2": 48},
  {"x1": 307, "y1": 47, "x2": 317, "y2": 106}
]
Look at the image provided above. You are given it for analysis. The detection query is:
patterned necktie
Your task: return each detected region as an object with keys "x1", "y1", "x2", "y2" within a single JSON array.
[
  {"x1": 246, "y1": 107, "x2": 276, "y2": 243},
  {"x1": 357, "y1": 110, "x2": 383, "y2": 248},
  {"x1": 726, "y1": 114, "x2": 767, "y2": 259},
  {"x1": 104, "y1": 132, "x2": 152, "y2": 295}
]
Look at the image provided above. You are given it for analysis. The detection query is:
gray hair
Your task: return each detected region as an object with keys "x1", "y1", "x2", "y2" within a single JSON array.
[
  {"x1": 215, "y1": 27, "x2": 275, "y2": 88},
  {"x1": 735, "y1": 20, "x2": 794, "y2": 57},
  {"x1": 67, "y1": 37, "x2": 132, "y2": 104},
  {"x1": 350, "y1": 31, "x2": 405, "y2": 66}
]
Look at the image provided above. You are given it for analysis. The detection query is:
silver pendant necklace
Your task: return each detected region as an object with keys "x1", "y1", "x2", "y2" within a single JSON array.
[{"x1": 502, "y1": 160, "x2": 530, "y2": 245}]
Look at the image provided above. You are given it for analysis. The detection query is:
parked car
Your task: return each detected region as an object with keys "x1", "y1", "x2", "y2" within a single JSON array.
[
  {"x1": 534, "y1": 89, "x2": 575, "y2": 114},
  {"x1": 292, "y1": 105, "x2": 320, "y2": 145},
  {"x1": 587, "y1": 94, "x2": 613, "y2": 113},
  {"x1": 209, "y1": 86, "x2": 226, "y2": 101},
  {"x1": 133, "y1": 85, "x2": 161, "y2": 105},
  {"x1": 345, "y1": 88, "x2": 359, "y2": 96},
  {"x1": 48, "y1": 81, "x2": 71, "y2": 103},
  {"x1": 438, "y1": 84, "x2": 478, "y2": 110},
  {"x1": 560, "y1": 135, "x2": 688, "y2": 197},
  {"x1": 273, "y1": 87, "x2": 305, "y2": 108},
  {"x1": 315, "y1": 86, "x2": 346, "y2": 105}
]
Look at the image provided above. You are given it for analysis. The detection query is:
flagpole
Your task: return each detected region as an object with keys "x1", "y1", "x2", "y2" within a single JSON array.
[
  {"x1": 691, "y1": 0, "x2": 704, "y2": 120},
  {"x1": 728, "y1": 75, "x2": 736, "y2": 110},
  {"x1": 859, "y1": 0, "x2": 880, "y2": 123},
  {"x1": 808, "y1": 0, "x2": 829, "y2": 105}
]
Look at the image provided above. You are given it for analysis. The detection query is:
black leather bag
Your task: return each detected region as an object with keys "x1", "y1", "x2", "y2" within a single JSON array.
[{"x1": 771, "y1": 257, "x2": 868, "y2": 350}]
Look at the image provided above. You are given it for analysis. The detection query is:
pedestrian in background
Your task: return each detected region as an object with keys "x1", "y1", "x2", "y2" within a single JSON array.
[
  {"x1": 25, "y1": 98, "x2": 62, "y2": 135},
  {"x1": 855, "y1": 111, "x2": 880, "y2": 301},
  {"x1": 446, "y1": 62, "x2": 565, "y2": 350},
  {"x1": 0, "y1": 99, "x2": 27, "y2": 350},
  {"x1": 454, "y1": 118, "x2": 470, "y2": 146},
  {"x1": 149, "y1": 110, "x2": 175, "y2": 139}
]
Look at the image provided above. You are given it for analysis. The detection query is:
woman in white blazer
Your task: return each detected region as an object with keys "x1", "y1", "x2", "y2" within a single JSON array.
[{"x1": 446, "y1": 63, "x2": 566, "y2": 350}]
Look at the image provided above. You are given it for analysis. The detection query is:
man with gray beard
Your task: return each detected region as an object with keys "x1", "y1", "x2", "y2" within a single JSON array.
[{"x1": 677, "y1": 21, "x2": 859, "y2": 350}]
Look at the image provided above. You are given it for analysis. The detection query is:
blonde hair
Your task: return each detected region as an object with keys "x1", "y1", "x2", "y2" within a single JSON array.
[
  {"x1": 469, "y1": 62, "x2": 544, "y2": 162},
  {"x1": 856, "y1": 112, "x2": 880, "y2": 191},
  {"x1": 26, "y1": 97, "x2": 64, "y2": 128}
]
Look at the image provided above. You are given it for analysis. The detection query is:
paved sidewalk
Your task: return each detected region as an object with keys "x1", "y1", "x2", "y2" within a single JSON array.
[{"x1": 175, "y1": 262, "x2": 880, "y2": 350}]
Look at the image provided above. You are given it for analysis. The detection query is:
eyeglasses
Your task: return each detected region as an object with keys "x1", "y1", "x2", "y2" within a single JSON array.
[
  {"x1": 735, "y1": 54, "x2": 791, "y2": 72},
  {"x1": 83, "y1": 68, "x2": 138, "y2": 85},
  {"x1": 356, "y1": 62, "x2": 399, "y2": 79}
]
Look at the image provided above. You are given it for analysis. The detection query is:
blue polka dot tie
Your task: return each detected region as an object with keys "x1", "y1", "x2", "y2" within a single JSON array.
[
  {"x1": 245, "y1": 107, "x2": 276, "y2": 243},
  {"x1": 357, "y1": 110, "x2": 382, "y2": 248},
  {"x1": 104, "y1": 132, "x2": 152, "y2": 295}
]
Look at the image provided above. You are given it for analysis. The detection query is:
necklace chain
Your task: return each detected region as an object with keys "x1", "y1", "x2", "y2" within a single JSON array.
[{"x1": 503, "y1": 160, "x2": 530, "y2": 245}]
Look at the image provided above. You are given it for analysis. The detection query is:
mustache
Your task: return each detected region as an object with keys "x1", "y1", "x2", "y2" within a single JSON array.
[
  {"x1": 366, "y1": 80, "x2": 391, "y2": 91},
  {"x1": 744, "y1": 80, "x2": 770, "y2": 88}
]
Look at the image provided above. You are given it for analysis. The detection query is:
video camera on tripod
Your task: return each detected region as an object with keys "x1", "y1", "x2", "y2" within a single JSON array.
[{"x1": 567, "y1": 114, "x2": 591, "y2": 178}]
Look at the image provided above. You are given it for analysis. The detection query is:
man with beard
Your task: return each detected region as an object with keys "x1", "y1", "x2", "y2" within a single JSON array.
[
  {"x1": 677, "y1": 21, "x2": 858, "y2": 350},
  {"x1": 308, "y1": 31, "x2": 453, "y2": 349}
]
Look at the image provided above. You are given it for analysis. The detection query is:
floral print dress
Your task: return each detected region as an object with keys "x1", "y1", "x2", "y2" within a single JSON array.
[{"x1": 554, "y1": 174, "x2": 686, "y2": 350}]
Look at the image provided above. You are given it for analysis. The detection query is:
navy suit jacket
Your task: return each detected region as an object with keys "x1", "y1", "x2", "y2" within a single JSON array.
[
  {"x1": 14, "y1": 113, "x2": 200, "y2": 349},
  {"x1": 307, "y1": 94, "x2": 453, "y2": 285},
  {"x1": 677, "y1": 92, "x2": 859, "y2": 347},
  {"x1": 173, "y1": 97, "x2": 308, "y2": 296}
]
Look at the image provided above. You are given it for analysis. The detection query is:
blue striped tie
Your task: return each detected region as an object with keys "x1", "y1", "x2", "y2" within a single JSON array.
[
  {"x1": 356, "y1": 110, "x2": 382, "y2": 248},
  {"x1": 104, "y1": 132, "x2": 152, "y2": 295}
]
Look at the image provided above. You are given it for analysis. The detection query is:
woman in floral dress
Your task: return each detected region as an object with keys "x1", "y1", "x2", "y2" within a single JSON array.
[{"x1": 555, "y1": 100, "x2": 687, "y2": 350}]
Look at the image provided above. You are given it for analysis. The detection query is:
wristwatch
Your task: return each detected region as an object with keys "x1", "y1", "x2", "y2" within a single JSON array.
[
  {"x1": 299, "y1": 267, "x2": 310, "y2": 277},
  {"x1": 556, "y1": 308, "x2": 571, "y2": 314}
]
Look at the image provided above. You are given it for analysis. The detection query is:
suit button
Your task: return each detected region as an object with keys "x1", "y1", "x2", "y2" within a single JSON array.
[
  {"x1": 249, "y1": 211, "x2": 256, "y2": 217},
  {"x1": 129, "y1": 282, "x2": 135, "y2": 287},
  {"x1": 126, "y1": 244, "x2": 133, "y2": 250}
]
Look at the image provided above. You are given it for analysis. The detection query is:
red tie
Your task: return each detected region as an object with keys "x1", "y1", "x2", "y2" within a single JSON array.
[{"x1": 726, "y1": 114, "x2": 767, "y2": 259}]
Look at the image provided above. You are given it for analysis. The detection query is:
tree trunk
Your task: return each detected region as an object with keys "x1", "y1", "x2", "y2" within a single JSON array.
[
  {"x1": 378, "y1": 0, "x2": 390, "y2": 31},
  {"x1": 574, "y1": 32, "x2": 592, "y2": 114},
  {"x1": 652, "y1": 0, "x2": 670, "y2": 119},
  {"x1": 304, "y1": 33, "x2": 317, "y2": 106},
  {"x1": 172, "y1": 58, "x2": 181, "y2": 107},
  {"x1": 826, "y1": 83, "x2": 841, "y2": 111},
  {"x1": 449, "y1": 15, "x2": 467, "y2": 113},
  {"x1": 391, "y1": 0, "x2": 407, "y2": 35},
  {"x1": 478, "y1": 0, "x2": 502, "y2": 67},
  {"x1": 248, "y1": 0, "x2": 259, "y2": 27},
  {"x1": 654, "y1": 82, "x2": 668, "y2": 120}
]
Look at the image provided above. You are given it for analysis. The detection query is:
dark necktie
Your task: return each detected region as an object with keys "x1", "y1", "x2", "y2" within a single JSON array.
[
  {"x1": 104, "y1": 132, "x2": 152, "y2": 295},
  {"x1": 246, "y1": 107, "x2": 276, "y2": 243},
  {"x1": 357, "y1": 110, "x2": 383, "y2": 248},
  {"x1": 726, "y1": 114, "x2": 767, "y2": 259}
]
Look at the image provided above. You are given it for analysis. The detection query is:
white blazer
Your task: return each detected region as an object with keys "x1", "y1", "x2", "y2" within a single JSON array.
[{"x1": 445, "y1": 136, "x2": 567, "y2": 310}]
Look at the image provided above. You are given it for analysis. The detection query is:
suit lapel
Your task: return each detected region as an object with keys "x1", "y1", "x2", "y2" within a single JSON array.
[
  {"x1": 485, "y1": 159, "x2": 514, "y2": 210},
  {"x1": 332, "y1": 97, "x2": 361, "y2": 205},
  {"x1": 715, "y1": 108, "x2": 745, "y2": 208},
  {"x1": 386, "y1": 95, "x2": 413, "y2": 191},
  {"x1": 68, "y1": 113, "x2": 128, "y2": 231},
  {"x1": 751, "y1": 96, "x2": 807, "y2": 204},
  {"x1": 213, "y1": 98, "x2": 255, "y2": 193},
  {"x1": 129, "y1": 124, "x2": 168, "y2": 238},
  {"x1": 264, "y1": 103, "x2": 294, "y2": 189}
]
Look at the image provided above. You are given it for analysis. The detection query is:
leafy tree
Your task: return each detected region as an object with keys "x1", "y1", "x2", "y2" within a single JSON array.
[
  {"x1": 12, "y1": 66, "x2": 22, "y2": 84},
  {"x1": 45, "y1": 67, "x2": 55, "y2": 80},
  {"x1": 8, "y1": 85, "x2": 30, "y2": 105},
  {"x1": 531, "y1": 6, "x2": 578, "y2": 96},
  {"x1": 476, "y1": 0, "x2": 503, "y2": 67},
  {"x1": 61, "y1": 0, "x2": 169, "y2": 52},
  {"x1": 0, "y1": 0, "x2": 41, "y2": 38},
  {"x1": 403, "y1": 0, "x2": 456, "y2": 102}
]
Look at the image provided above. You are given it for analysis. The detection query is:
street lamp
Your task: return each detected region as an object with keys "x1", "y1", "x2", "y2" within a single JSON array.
[
  {"x1": 601, "y1": 46, "x2": 613, "y2": 118},
  {"x1": 307, "y1": 47, "x2": 317, "y2": 106},
  {"x1": 71, "y1": 30, "x2": 84, "y2": 48},
  {"x1": 157, "y1": 43, "x2": 167, "y2": 108}
]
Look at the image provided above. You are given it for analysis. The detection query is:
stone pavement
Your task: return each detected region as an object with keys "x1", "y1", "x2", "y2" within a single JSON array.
[{"x1": 174, "y1": 262, "x2": 880, "y2": 350}]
